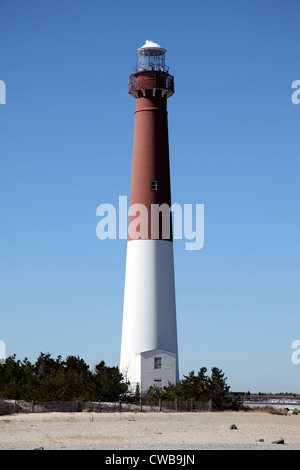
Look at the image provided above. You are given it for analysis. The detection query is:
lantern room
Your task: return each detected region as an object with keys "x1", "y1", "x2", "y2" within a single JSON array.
[
  {"x1": 136, "y1": 40, "x2": 168, "y2": 72},
  {"x1": 129, "y1": 40, "x2": 174, "y2": 98}
]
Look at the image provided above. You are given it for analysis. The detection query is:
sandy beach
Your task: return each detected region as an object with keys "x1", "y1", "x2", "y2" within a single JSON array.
[{"x1": 0, "y1": 410, "x2": 299, "y2": 450}]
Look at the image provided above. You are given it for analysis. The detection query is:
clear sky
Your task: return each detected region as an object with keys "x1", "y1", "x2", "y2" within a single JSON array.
[{"x1": 1, "y1": 0, "x2": 299, "y2": 393}]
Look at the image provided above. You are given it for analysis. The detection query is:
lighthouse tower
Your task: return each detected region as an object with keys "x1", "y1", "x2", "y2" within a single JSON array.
[{"x1": 120, "y1": 41, "x2": 178, "y2": 392}]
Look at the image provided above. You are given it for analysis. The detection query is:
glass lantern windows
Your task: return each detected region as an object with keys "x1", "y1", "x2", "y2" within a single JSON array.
[{"x1": 137, "y1": 51, "x2": 166, "y2": 72}]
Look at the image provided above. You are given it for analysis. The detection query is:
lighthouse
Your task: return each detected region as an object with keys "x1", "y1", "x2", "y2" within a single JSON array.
[{"x1": 120, "y1": 41, "x2": 178, "y2": 392}]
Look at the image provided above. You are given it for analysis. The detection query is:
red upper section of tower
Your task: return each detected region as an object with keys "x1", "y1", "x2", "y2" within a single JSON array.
[{"x1": 127, "y1": 41, "x2": 174, "y2": 241}]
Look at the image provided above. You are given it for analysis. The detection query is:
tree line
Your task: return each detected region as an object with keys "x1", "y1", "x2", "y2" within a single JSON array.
[
  {"x1": 0, "y1": 353, "x2": 127, "y2": 402},
  {"x1": 0, "y1": 353, "x2": 239, "y2": 410},
  {"x1": 146, "y1": 367, "x2": 239, "y2": 410}
]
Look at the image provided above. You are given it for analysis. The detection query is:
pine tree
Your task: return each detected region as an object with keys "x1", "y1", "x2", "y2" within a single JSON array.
[{"x1": 208, "y1": 367, "x2": 231, "y2": 410}]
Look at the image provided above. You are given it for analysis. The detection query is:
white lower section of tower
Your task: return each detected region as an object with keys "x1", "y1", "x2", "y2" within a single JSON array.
[{"x1": 120, "y1": 239, "x2": 179, "y2": 392}]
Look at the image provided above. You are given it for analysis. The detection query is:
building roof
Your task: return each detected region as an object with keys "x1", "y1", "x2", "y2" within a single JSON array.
[{"x1": 137, "y1": 40, "x2": 166, "y2": 55}]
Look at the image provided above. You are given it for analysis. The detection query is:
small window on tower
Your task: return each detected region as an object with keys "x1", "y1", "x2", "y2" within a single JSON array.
[
  {"x1": 151, "y1": 180, "x2": 158, "y2": 191},
  {"x1": 154, "y1": 357, "x2": 162, "y2": 369}
]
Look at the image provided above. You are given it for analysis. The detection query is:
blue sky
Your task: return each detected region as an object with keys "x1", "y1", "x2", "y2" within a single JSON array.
[{"x1": 0, "y1": 0, "x2": 299, "y2": 393}]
